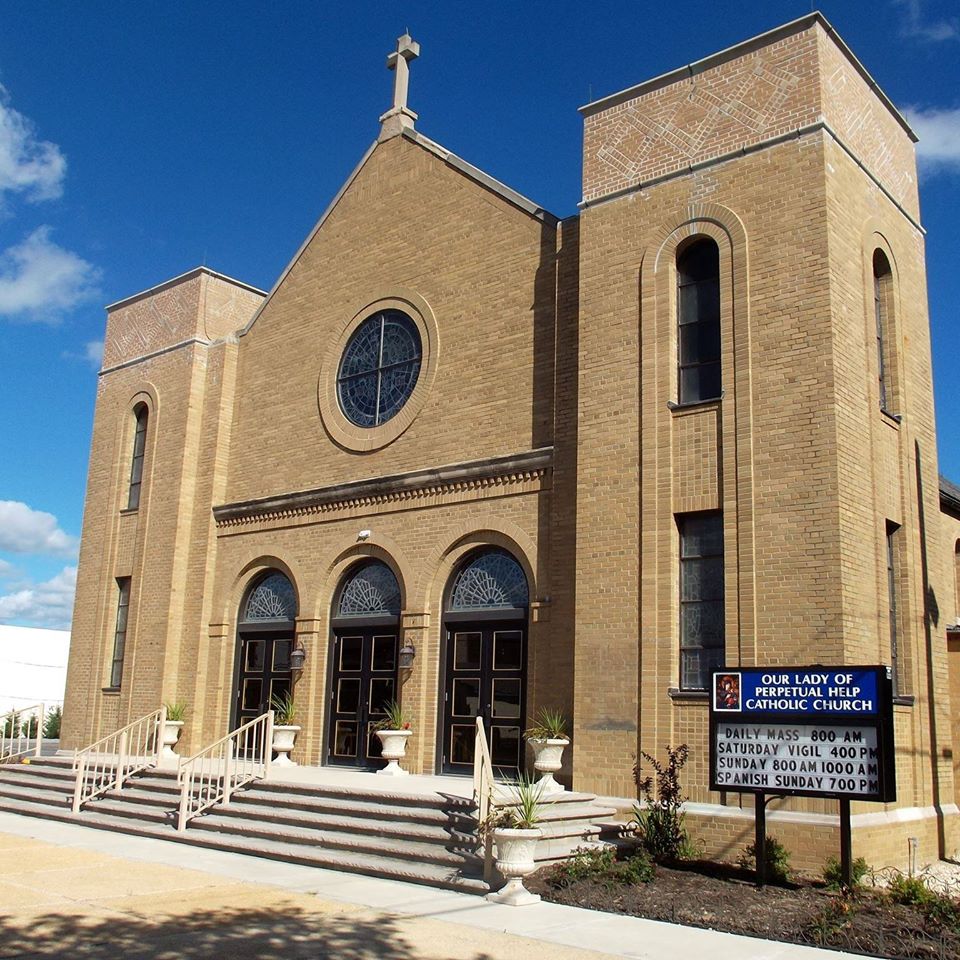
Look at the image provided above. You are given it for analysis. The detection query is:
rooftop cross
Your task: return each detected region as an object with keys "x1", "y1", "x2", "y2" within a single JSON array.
[{"x1": 379, "y1": 32, "x2": 420, "y2": 139}]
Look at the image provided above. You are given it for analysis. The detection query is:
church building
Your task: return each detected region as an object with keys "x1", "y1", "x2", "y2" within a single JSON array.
[{"x1": 61, "y1": 13, "x2": 960, "y2": 870}]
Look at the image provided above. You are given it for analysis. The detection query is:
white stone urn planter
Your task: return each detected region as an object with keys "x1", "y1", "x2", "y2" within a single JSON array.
[
  {"x1": 161, "y1": 720, "x2": 183, "y2": 760},
  {"x1": 271, "y1": 724, "x2": 300, "y2": 766},
  {"x1": 529, "y1": 737, "x2": 569, "y2": 795},
  {"x1": 486, "y1": 827, "x2": 542, "y2": 905},
  {"x1": 375, "y1": 728, "x2": 412, "y2": 776}
]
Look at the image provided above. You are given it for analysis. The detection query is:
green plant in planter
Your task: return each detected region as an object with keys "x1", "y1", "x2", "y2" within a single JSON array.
[
  {"x1": 373, "y1": 700, "x2": 411, "y2": 731},
  {"x1": 500, "y1": 773, "x2": 545, "y2": 829},
  {"x1": 524, "y1": 708, "x2": 569, "y2": 741},
  {"x1": 270, "y1": 692, "x2": 297, "y2": 725},
  {"x1": 164, "y1": 701, "x2": 187, "y2": 722}
]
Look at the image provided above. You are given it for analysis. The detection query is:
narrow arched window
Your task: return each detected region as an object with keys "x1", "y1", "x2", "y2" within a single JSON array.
[
  {"x1": 873, "y1": 250, "x2": 894, "y2": 413},
  {"x1": 677, "y1": 239, "x2": 721, "y2": 404},
  {"x1": 127, "y1": 403, "x2": 149, "y2": 510}
]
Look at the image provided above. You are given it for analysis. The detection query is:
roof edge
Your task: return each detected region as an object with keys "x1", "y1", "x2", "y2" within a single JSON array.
[
  {"x1": 578, "y1": 12, "x2": 916, "y2": 142},
  {"x1": 106, "y1": 266, "x2": 266, "y2": 312},
  {"x1": 399, "y1": 127, "x2": 559, "y2": 223},
  {"x1": 238, "y1": 140, "x2": 380, "y2": 338}
]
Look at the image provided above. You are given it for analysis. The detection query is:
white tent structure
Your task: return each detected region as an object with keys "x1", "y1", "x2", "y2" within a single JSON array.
[{"x1": 0, "y1": 625, "x2": 70, "y2": 714}]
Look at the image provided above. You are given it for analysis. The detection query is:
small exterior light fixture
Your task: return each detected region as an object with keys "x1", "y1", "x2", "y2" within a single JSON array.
[
  {"x1": 358, "y1": 529, "x2": 372, "y2": 541},
  {"x1": 398, "y1": 641, "x2": 416, "y2": 670},
  {"x1": 290, "y1": 643, "x2": 307, "y2": 673}
]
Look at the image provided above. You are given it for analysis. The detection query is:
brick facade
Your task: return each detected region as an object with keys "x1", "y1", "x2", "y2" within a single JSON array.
[{"x1": 62, "y1": 13, "x2": 959, "y2": 872}]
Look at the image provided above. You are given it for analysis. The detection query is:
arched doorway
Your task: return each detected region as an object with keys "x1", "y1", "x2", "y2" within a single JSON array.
[
  {"x1": 326, "y1": 560, "x2": 401, "y2": 768},
  {"x1": 440, "y1": 548, "x2": 529, "y2": 776},
  {"x1": 234, "y1": 571, "x2": 297, "y2": 729}
]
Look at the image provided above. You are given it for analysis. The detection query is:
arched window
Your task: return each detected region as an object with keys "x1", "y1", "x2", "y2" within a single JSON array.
[
  {"x1": 241, "y1": 571, "x2": 297, "y2": 622},
  {"x1": 873, "y1": 250, "x2": 894, "y2": 413},
  {"x1": 448, "y1": 549, "x2": 529, "y2": 611},
  {"x1": 337, "y1": 561, "x2": 401, "y2": 617},
  {"x1": 127, "y1": 403, "x2": 149, "y2": 510},
  {"x1": 677, "y1": 238, "x2": 721, "y2": 404}
]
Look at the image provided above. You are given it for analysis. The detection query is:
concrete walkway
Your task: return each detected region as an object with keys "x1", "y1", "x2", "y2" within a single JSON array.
[{"x1": 0, "y1": 811, "x2": 871, "y2": 960}]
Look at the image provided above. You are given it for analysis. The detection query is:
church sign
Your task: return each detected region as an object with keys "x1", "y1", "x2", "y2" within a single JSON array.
[{"x1": 709, "y1": 666, "x2": 896, "y2": 802}]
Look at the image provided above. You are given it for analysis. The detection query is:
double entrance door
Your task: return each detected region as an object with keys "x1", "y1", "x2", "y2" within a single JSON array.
[
  {"x1": 327, "y1": 627, "x2": 399, "y2": 767},
  {"x1": 441, "y1": 621, "x2": 526, "y2": 776},
  {"x1": 234, "y1": 629, "x2": 293, "y2": 728}
]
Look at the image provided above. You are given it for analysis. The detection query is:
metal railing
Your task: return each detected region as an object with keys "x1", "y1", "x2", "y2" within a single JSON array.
[
  {"x1": 473, "y1": 715, "x2": 500, "y2": 883},
  {"x1": 72, "y1": 707, "x2": 166, "y2": 812},
  {"x1": 177, "y1": 710, "x2": 273, "y2": 832},
  {"x1": 1, "y1": 703, "x2": 52, "y2": 764}
]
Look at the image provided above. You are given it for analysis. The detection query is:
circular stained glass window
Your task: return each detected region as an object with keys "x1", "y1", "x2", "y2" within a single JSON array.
[{"x1": 337, "y1": 310, "x2": 422, "y2": 427}]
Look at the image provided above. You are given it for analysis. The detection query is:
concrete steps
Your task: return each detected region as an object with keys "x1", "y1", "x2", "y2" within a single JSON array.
[{"x1": 0, "y1": 757, "x2": 622, "y2": 890}]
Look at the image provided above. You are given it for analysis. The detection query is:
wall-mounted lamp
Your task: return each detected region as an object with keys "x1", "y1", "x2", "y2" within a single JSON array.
[
  {"x1": 398, "y1": 642, "x2": 416, "y2": 671},
  {"x1": 290, "y1": 643, "x2": 307, "y2": 673},
  {"x1": 358, "y1": 529, "x2": 372, "y2": 541}
]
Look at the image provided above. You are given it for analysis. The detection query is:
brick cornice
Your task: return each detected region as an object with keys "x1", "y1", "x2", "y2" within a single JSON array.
[{"x1": 213, "y1": 447, "x2": 553, "y2": 527}]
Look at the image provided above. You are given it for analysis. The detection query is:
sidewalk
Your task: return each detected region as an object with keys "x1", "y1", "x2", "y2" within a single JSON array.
[{"x1": 0, "y1": 811, "x2": 871, "y2": 959}]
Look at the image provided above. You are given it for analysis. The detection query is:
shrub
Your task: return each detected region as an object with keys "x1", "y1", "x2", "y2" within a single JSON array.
[
  {"x1": 632, "y1": 743, "x2": 690, "y2": 862},
  {"x1": 551, "y1": 845, "x2": 615, "y2": 884},
  {"x1": 43, "y1": 706, "x2": 62, "y2": 739},
  {"x1": 887, "y1": 872, "x2": 960, "y2": 929},
  {"x1": 164, "y1": 701, "x2": 188, "y2": 722},
  {"x1": 823, "y1": 855, "x2": 870, "y2": 890},
  {"x1": 2, "y1": 713, "x2": 17, "y2": 738},
  {"x1": 549, "y1": 845, "x2": 654, "y2": 888},
  {"x1": 739, "y1": 835, "x2": 792, "y2": 884}
]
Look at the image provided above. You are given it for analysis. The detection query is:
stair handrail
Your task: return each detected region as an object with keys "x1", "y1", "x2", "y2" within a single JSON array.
[
  {"x1": 473, "y1": 715, "x2": 500, "y2": 883},
  {"x1": 72, "y1": 706, "x2": 166, "y2": 813},
  {"x1": 176, "y1": 710, "x2": 274, "y2": 832},
  {"x1": 1, "y1": 703, "x2": 50, "y2": 764}
]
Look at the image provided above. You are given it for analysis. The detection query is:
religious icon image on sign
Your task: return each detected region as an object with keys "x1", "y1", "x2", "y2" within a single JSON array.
[{"x1": 714, "y1": 672, "x2": 741, "y2": 712}]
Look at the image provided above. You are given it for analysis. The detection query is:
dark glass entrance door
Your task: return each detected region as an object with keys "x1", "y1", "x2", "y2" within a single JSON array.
[
  {"x1": 441, "y1": 622, "x2": 526, "y2": 776},
  {"x1": 235, "y1": 631, "x2": 293, "y2": 727},
  {"x1": 327, "y1": 629, "x2": 399, "y2": 767}
]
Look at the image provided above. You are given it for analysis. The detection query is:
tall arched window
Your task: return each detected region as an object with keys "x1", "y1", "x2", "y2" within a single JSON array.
[
  {"x1": 677, "y1": 238, "x2": 721, "y2": 404},
  {"x1": 127, "y1": 403, "x2": 149, "y2": 510},
  {"x1": 873, "y1": 250, "x2": 894, "y2": 413}
]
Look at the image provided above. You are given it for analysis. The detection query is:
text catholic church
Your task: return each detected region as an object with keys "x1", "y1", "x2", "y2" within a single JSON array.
[{"x1": 62, "y1": 14, "x2": 960, "y2": 868}]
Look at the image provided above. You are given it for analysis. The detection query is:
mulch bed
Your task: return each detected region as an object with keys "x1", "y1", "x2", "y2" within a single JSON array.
[{"x1": 526, "y1": 859, "x2": 960, "y2": 959}]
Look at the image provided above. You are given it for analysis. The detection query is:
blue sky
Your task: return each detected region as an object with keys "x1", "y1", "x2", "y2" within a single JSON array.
[{"x1": 0, "y1": 1, "x2": 957, "y2": 629}]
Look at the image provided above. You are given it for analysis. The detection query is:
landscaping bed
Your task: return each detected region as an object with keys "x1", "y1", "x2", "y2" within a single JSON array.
[{"x1": 526, "y1": 853, "x2": 960, "y2": 959}]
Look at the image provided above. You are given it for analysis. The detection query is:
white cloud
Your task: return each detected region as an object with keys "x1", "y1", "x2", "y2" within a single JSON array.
[
  {"x1": 0, "y1": 226, "x2": 100, "y2": 321},
  {"x1": 0, "y1": 565, "x2": 76, "y2": 629},
  {"x1": 0, "y1": 84, "x2": 66, "y2": 205},
  {"x1": 903, "y1": 105, "x2": 960, "y2": 171},
  {"x1": 0, "y1": 559, "x2": 15, "y2": 579},
  {"x1": 0, "y1": 501, "x2": 78, "y2": 557},
  {"x1": 894, "y1": 0, "x2": 959, "y2": 41},
  {"x1": 85, "y1": 339, "x2": 104, "y2": 367}
]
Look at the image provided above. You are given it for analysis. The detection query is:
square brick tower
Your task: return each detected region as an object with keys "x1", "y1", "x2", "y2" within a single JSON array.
[{"x1": 573, "y1": 12, "x2": 957, "y2": 865}]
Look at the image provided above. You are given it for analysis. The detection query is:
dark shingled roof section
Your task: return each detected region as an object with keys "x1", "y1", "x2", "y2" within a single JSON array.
[{"x1": 941, "y1": 475, "x2": 960, "y2": 515}]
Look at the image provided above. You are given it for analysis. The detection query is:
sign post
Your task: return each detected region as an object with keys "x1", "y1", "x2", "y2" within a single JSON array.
[{"x1": 709, "y1": 666, "x2": 895, "y2": 887}]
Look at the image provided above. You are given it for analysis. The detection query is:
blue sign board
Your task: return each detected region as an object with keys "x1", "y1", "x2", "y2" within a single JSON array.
[{"x1": 709, "y1": 665, "x2": 895, "y2": 802}]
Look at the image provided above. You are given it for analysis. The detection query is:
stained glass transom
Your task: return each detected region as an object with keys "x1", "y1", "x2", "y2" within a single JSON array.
[
  {"x1": 449, "y1": 551, "x2": 528, "y2": 610},
  {"x1": 338, "y1": 562, "x2": 401, "y2": 617},
  {"x1": 337, "y1": 310, "x2": 422, "y2": 427},
  {"x1": 242, "y1": 572, "x2": 297, "y2": 622}
]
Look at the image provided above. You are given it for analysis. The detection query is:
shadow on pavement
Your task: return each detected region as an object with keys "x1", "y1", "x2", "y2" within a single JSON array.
[{"x1": 0, "y1": 904, "x2": 499, "y2": 960}]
